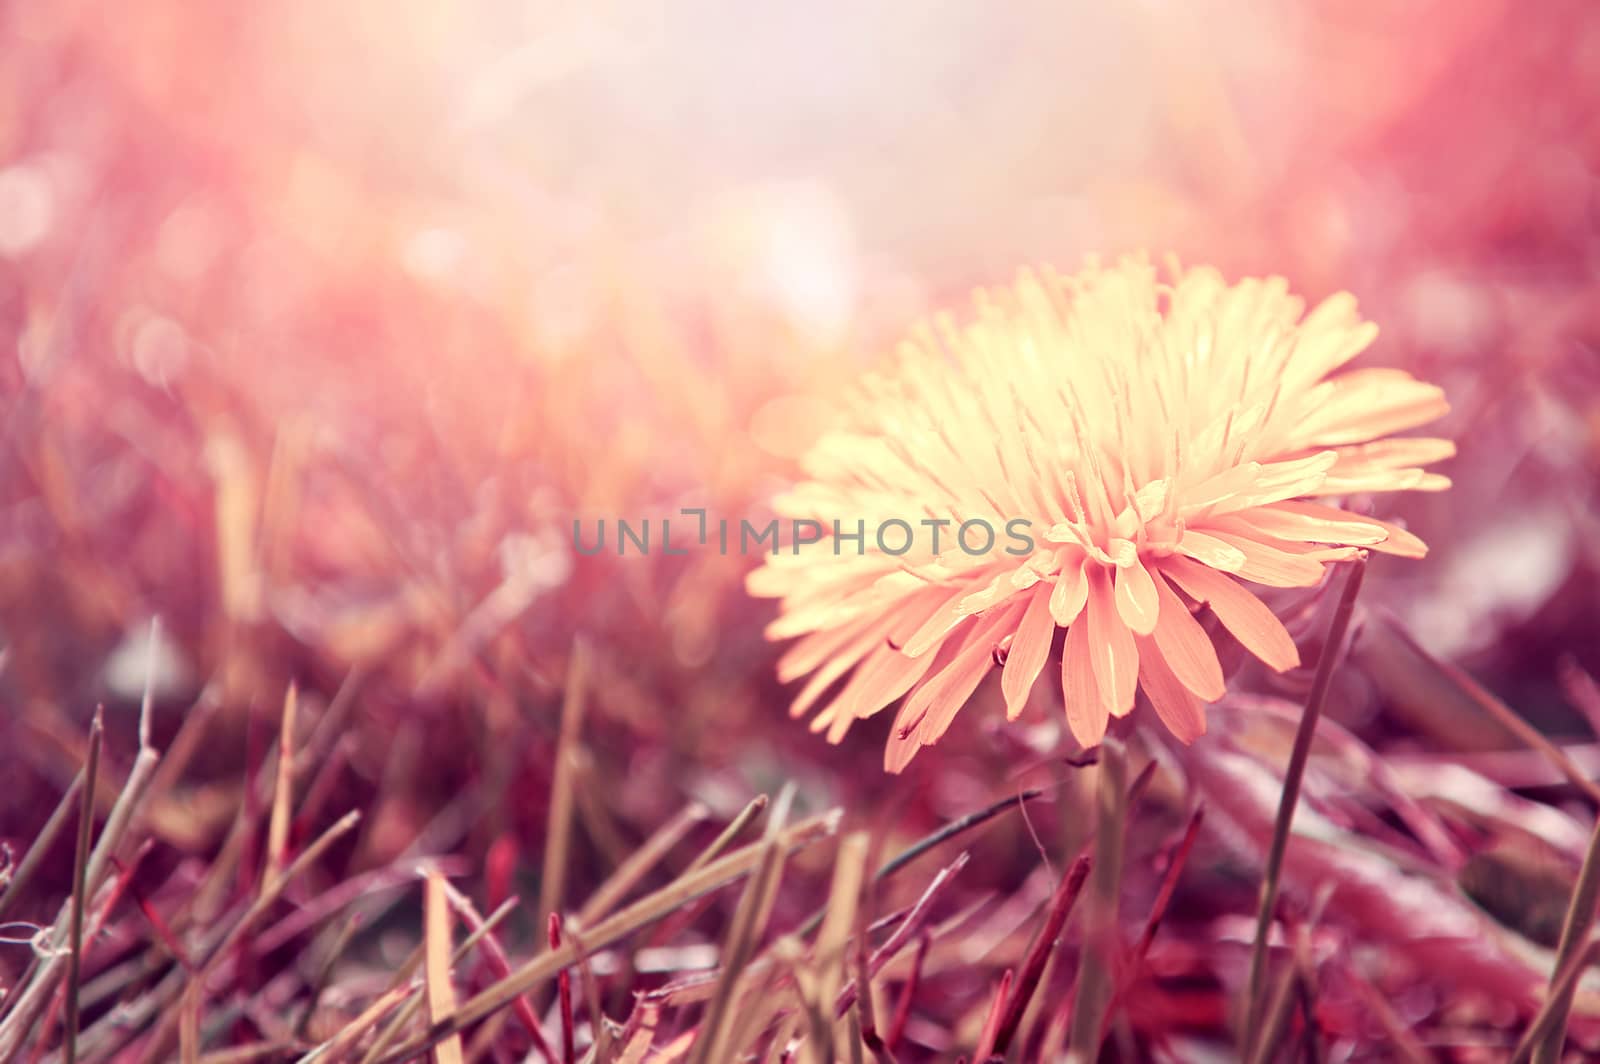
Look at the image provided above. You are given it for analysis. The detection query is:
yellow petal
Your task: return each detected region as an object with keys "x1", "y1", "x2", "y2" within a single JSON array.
[{"x1": 1160, "y1": 556, "x2": 1300, "y2": 672}]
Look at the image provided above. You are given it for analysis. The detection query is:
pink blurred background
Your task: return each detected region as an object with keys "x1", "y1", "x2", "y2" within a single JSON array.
[{"x1": 5, "y1": 0, "x2": 1597, "y2": 722}]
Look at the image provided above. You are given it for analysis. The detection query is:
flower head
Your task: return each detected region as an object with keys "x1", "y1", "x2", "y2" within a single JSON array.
[{"x1": 749, "y1": 257, "x2": 1453, "y2": 771}]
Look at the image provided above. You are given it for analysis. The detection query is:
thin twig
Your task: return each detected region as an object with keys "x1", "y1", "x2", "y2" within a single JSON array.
[
  {"x1": 876, "y1": 790, "x2": 1043, "y2": 883},
  {"x1": 794, "y1": 789, "x2": 1041, "y2": 946}
]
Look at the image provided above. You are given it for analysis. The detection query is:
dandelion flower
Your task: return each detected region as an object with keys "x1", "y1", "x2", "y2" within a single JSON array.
[{"x1": 748, "y1": 257, "x2": 1454, "y2": 772}]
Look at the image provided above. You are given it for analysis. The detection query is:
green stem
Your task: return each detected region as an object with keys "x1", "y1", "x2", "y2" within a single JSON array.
[
  {"x1": 1066, "y1": 735, "x2": 1126, "y2": 1061},
  {"x1": 1242, "y1": 556, "x2": 1366, "y2": 1055}
]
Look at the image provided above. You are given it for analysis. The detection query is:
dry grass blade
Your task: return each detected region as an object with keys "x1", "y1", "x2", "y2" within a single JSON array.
[
  {"x1": 1345, "y1": 970, "x2": 1429, "y2": 1064},
  {"x1": 885, "y1": 935, "x2": 927, "y2": 1053},
  {"x1": 1134, "y1": 807, "x2": 1203, "y2": 961},
  {"x1": 762, "y1": 1011, "x2": 801, "y2": 1064},
  {"x1": 372, "y1": 807, "x2": 841, "y2": 1064},
  {"x1": 265, "y1": 684, "x2": 299, "y2": 893},
  {"x1": 853, "y1": 921, "x2": 893, "y2": 1064},
  {"x1": 0, "y1": 708, "x2": 157, "y2": 1062},
  {"x1": 179, "y1": 675, "x2": 355, "y2": 931},
  {"x1": 1532, "y1": 810, "x2": 1600, "y2": 1062},
  {"x1": 684, "y1": 794, "x2": 769, "y2": 876},
  {"x1": 845, "y1": 1010, "x2": 865, "y2": 1064},
  {"x1": 138, "y1": 811, "x2": 364, "y2": 1062},
  {"x1": 464, "y1": 997, "x2": 514, "y2": 1063},
  {"x1": 296, "y1": 912, "x2": 364, "y2": 1039},
  {"x1": 640, "y1": 795, "x2": 773, "y2": 952},
  {"x1": 1293, "y1": 927, "x2": 1322, "y2": 1064},
  {"x1": 614, "y1": 1002, "x2": 661, "y2": 1064},
  {"x1": 301, "y1": 985, "x2": 415, "y2": 1064},
  {"x1": 563, "y1": 921, "x2": 609, "y2": 1062},
  {"x1": 424, "y1": 872, "x2": 466, "y2": 1064},
  {"x1": 549, "y1": 915, "x2": 575, "y2": 1064},
  {"x1": 199, "y1": 1042, "x2": 299, "y2": 1064},
  {"x1": 434, "y1": 879, "x2": 555, "y2": 1062},
  {"x1": 179, "y1": 980, "x2": 202, "y2": 1064},
  {"x1": 1067, "y1": 737, "x2": 1127, "y2": 1062},
  {"x1": 577, "y1": 802, "x2": 709, "y2": 926},
  {"x1": 990, "y1": 853, "x2": 1091, "y2": 1058},
  {"x1": 972, "y1": 968, "x2": 1012, "y2": 1061},
  {"x1": 1559, "y1": 658, "x2": 1600, "y2": 739},
  {"x1": 0, "y1": 766, "x2": 83, "y2": 923},
  {"x1": 776, "y1": 948, "x2": 827, "y2": 1062},
  {"x1": 743, "y1": 941, "x2": 807, "y2": 1060},
  {"x1": 541, "y1": 641, "x2": 590, "y2": 931},
  {"x1": 137, "y1": 617, "x2": 158, "y2": 749},
  {"x1": 866, "y1": 853, "x2": 969, "y2": 978},
  {"x1": 815, "y1": 833, "x2": 869, "y2": 1016},
  {"x1": 1531, "y1": 661, "x2": 1600, "y2": 1062},
  {"x1": 1247, "y1": 886, "x2": 1332, "y2": 1064},
  {"x1": 1097, "y1": 807, "x2": 1205, "y2": 1042},
  {"x1": 822, "y1": 881, "x2": 988, "y2": 1041},
  {"x1": 1243, "y1": 555, "x2": 1365, "y2": 1053},
  {"x1": 207, "y1": 810, "x2": 363, "y2": 973},
  {"x1": 805, "y1": 832, "x2": 869, "y2": 1064},
  {"x1": 794, "y1": 789, "x2": 1036, "y2": 946},
  {"x1": 64, "y1": 708, "x2": 103, "y2": 1064},
  {"x1": 689, "y1": 782, "x2": 796, "y2": 1064},
  {"x1": 1513, "y1": 938, "x2": 1600, "y2": 1064},
  {"x1": 1245, "y1": 944, "x2": 1302, "y2": 1064},
  {"x1": 349, "y1": 896, "x2": 520, "y2": 1064}
]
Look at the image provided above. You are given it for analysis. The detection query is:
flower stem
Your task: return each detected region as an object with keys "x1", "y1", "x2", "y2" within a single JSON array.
[
  {"x1": 1242, "y1": 555, "x2": 1366, "y2": 1055},
  {"x1": 1067, "y1": 735, "x2": 1126, "y2": 1061}
]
